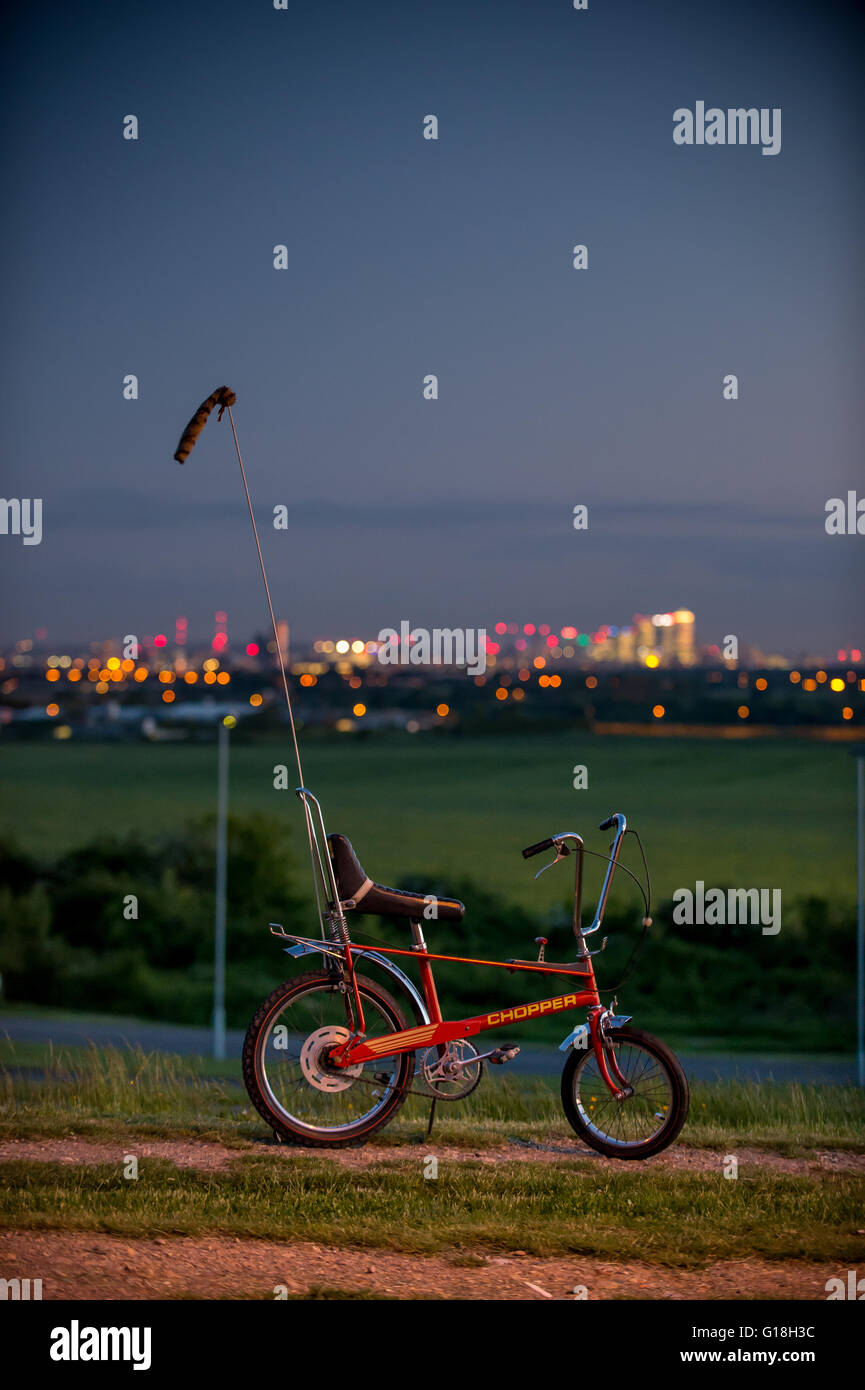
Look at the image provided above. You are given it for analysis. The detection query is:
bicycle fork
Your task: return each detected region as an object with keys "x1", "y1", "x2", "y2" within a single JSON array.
[{"x1": 589, "y1": 1006, "x2": 634, "y2": 1100}]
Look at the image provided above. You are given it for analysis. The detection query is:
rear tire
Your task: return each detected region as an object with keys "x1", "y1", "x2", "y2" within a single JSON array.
[
  {"x1": 243, "y1": 971, "x2": 413, "y2": 1149},
  {"x1": 561, "y1": 1026, "x2": 689, "y2": 1160}
]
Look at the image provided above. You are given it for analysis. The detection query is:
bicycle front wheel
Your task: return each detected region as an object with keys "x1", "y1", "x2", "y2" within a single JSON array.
[
  {"x1": 561, "y1": 1026, "x2": 689, "y2": 1159},
  {"x1": 243, "y1": 971, "x2": 413, "y2": 1148}
]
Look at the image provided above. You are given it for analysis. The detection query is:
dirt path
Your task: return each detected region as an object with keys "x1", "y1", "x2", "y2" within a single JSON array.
[
  {"x1": 0, "y1": 1229, "x2": 840, "y2": 1301},
  {"x1": 2, "y1": 1134, "x2": 863, "y2": 1175}
]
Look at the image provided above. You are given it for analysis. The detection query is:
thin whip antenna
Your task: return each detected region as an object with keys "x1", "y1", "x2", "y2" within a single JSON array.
[{"x1": 225, "y1": 406, "x2": 305, "y2": 789}]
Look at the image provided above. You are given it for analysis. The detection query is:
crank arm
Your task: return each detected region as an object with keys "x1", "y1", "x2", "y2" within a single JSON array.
[{"x1": 418, "y1": 1044, "x2": 507, "y2": 1081}]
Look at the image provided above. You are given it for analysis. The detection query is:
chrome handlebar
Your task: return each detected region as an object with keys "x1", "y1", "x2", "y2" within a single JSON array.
[{"x1": 523, "y1": 813, "x2": 629, "y2": 947}]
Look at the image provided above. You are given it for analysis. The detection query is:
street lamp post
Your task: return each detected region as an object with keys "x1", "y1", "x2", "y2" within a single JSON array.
[
  {"x1": 852, "y1": 744, "x2": 865, "y2": 1088},
  {"x1": 213, "y1": 718, "x2": 231, "y2": 1059}
]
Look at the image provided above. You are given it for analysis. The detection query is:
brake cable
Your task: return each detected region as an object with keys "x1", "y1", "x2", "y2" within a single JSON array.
[{"x1": 596, "y1": 829, "x2": 652, "y2": 994}]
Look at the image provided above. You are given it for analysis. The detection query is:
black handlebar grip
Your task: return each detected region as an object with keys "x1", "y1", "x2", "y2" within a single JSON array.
[
  {"x1": 174, "y1": 386, "x2": 237, "y2": 464},
  {"x1": 598, "y1": 815, "x2": 617, "y2": 831},
  {"x1": 522, "y1": 837, "x2": 554, "y2": 859}
]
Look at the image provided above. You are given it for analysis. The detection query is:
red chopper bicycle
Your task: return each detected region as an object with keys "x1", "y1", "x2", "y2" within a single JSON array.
[
  {"x1": 173, "y1": 387, "x2": 690, "y2": 1161},
  {"x1": 243, "y1": 791, "x2": 689, "y2": 1159}
]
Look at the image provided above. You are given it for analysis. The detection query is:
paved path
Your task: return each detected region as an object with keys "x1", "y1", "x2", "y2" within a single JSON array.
[{"x1": 0, "y1": 1012, "x2": 856, "y2": 1084}]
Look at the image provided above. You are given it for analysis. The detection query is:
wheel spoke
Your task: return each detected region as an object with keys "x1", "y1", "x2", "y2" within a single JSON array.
[
  {"x1": 256, "y1": 980, "x2": 406, "y2": 1137},
  {"x1": 571, "y1": 1035, "x2": 678, "y2": 1151}
]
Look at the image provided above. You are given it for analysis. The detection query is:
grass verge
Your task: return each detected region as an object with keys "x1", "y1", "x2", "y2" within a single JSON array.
[{"x1": 1, "y1": 1156, "x2": 863, "y2": 1267}]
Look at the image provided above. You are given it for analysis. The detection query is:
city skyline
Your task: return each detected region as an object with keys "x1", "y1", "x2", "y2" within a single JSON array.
[{"x1": 2, "y1": 604, "x2": 860, "y2": 674}]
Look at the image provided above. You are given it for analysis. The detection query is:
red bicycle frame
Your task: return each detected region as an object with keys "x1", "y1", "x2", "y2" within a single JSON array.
[
  {"x1": 325, "y1": 939, "x2": 632, "y2": 1100},
  {"x1": 338, "y1": 942, "x2": 597, "y2": 1061},
  {"x1": 303, "y1": 817, "x2": 639, "y2": 1102}
]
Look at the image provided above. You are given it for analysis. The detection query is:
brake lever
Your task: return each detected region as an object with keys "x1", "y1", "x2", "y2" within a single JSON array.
[{"x1": 533, "y1": 843, "x2": 571, "y2": 881}]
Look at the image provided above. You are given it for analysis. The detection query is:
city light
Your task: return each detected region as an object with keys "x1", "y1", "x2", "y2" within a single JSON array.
[{"x1": 3, "y1": 607, "x2": 861, "y2": 754}]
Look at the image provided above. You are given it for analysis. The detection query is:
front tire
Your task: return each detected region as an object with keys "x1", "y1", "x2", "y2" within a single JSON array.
[
  {"x1": 561, "y1": 1026, "x2": 689, "y2": 1160},
  {"x1": 243, "y1": 971, "x2": 413, "y2": 1149}
]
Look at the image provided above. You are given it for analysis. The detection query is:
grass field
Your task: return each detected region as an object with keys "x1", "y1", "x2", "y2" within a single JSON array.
[
  {"x1": 0, "y1": 732, "x2": 857, "y2": 913},
  {"x1": 2, "y1": 1044, "x2": 864, "y2": 1280},
  {"x1": 4, "y1": 1040, "x2": 864, "y2": 1152}
]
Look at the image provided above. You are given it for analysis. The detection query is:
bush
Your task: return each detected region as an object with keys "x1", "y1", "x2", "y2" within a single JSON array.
[{"x1": 0, "y1": 828, "x2": 857, "y2": 1048}]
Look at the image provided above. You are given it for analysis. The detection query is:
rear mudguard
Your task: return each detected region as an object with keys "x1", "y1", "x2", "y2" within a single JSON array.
[
  {"x1": 283, "y1": 940, "x2": 431, "y2": 1027},
  {"x1": 558, "y1": 1014, "x2": 632, "y2": 1052}
]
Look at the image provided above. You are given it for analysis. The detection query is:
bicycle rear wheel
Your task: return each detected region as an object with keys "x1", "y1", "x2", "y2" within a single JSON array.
[
  {"x1": 243, "y1": 971, "x2": 413, "y2": 1148},
  {"x1": 561, "y1": 1026, "x2": 689, "y2": 1159}
]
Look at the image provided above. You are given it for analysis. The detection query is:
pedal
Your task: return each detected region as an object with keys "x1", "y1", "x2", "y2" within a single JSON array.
[{"x1": 488, "y1": 1044, "x2": 520, "y2": 1065}]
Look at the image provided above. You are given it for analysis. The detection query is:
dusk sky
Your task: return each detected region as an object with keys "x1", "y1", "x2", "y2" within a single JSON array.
[{"x1": 2, "y1": 0, "x2": 862, "y2": 656}]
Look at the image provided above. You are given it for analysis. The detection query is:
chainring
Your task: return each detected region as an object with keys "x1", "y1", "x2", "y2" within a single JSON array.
[{"x1": 419, "y1": 1040, "x2": 484, "y2": 1100}]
